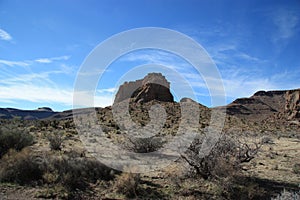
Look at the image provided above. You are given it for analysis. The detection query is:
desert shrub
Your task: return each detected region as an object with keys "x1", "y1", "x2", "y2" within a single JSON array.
[
  {"x1": 272, "y1": 189, "x2": 300, "y2": 200},
  {"x1": 114, "y1": 172, "x2": 141, "y2": 198},
  {"x1": 181, "y1": 133, "x2": 264, "y2": 198},
  {"x1": 47, "y1": 131, "x2": 64, "y2": 151},
  {"x1": 293, "y1": 163, "x2": 300, "y2": 174},
  {"x1": 0, "y1": 148, "x2": 43, "y2": 185},
  {"x1": 45, "y1": 155, "x2": 117, "y2": 191},
  {"x1": 181, "y1": 134, "x2": 262, "y2": 180},
  {"x1": 126, "y1": 136, "x2": 165, "y2": 153},
  {"x1": 0, "y1": 124, "x2": 34, "y2": 158},
  {"x1": 0, "y1": 147, "x2": 117, "y2": 192}
]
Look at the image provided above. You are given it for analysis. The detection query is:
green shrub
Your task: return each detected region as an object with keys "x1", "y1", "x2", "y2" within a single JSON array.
[{"x1": 0, "y1": 125, "x2": 34, "y2": 158}]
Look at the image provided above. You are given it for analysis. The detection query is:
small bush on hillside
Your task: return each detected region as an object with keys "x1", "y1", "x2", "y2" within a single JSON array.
[
  {"x1": 47, "y1": 131, "x2": 64, "y2": 151},
  {"x1": 0, "y1": 125, "x2": 34, "y2": 158},
  {"x1": 126, "y1": 136, "x2": 165, "y2": 153}
]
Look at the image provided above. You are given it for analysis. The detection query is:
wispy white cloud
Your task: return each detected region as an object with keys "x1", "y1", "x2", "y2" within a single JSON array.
[
  {"x1": 73, "y1": 90, "x2": 113, "y2": 108},
  {"x1": 0, "y1": 28, "x2": 12, "y2": 41},
  {"x1": 0, "y1": 81, "x2": 114, "y2": 108},
  {"x1": 0, "y1": 64, "x2": 111, "y2": 108},
  {"x1": 0, "y1": 84, "x2": 72, "y2": 105},
  {"x1": 117, "y1": 48, "x2": 277, "y2": 103},
  {"x1": 35, "y1": 55, "x2": 70, "y2": 63},
  {"x1": 120, "y1": 50, "x2": 194, "y2": 72},
  {"x1": 272, "y1": 9, "x2": 299, "y2": 42},
  {"x1": 189, "y1": 65, "x2": 300, "y2": 103},
  {"x1": 122, "y1": 51, "x2": 180, "y2": 66},
  {"x1": 0, "y1": 55, "x2": 85, "y2": 109},
  {"x1": 97, "y1": 87, "x2": 117, "y2": 94},
  {"x1": 0, "y1": 70, "x2": 70, "y2": 87},
  {"x1": 34, "y1": 58, "x2": 52, "y2": 64},
  {"x1": 0, "y1": 55, "x2": 70, "y2": 68},
  {"x1": 0, "y1": 59, "x2": 29, "y2": 67}
]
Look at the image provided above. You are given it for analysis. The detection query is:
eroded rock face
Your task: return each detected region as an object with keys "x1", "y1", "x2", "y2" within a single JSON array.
[
  {"x1": 284, "y1": 89, "x2": 300, "y2": 120},
  {"x1": 114, "y1": 73, "x2": 173, "y2": 104}
]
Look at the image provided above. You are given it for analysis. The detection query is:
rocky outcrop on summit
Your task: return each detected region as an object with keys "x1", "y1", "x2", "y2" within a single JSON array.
[
  {"x1": 114, "y1": 73, "x2": 174, "y2": 104},
  {"x1": 225, "y1": 88, "x2": 300, "y2": 122}
]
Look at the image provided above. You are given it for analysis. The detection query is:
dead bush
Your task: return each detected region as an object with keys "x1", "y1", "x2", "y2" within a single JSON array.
[{"x1": 181, "y1": 134, "x2": 262, "y2": 180}]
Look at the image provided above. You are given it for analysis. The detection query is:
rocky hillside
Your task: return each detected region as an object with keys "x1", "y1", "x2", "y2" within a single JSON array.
[{"x1": 225, "y1": 89, "x2": 300, "y2": 122}]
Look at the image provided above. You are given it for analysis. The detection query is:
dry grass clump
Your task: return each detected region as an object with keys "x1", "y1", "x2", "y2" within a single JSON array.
[{"x1": 114, "y1": 172, "x2": 141, "y2": 198}]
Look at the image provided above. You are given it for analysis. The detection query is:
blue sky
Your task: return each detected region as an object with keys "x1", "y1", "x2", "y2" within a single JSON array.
[{"x1": 0, "y1": 0, "x2": 300, "y2": 111}]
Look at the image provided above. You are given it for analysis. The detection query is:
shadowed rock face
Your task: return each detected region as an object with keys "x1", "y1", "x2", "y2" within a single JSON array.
[
  {"x1": 114, "y1": 73, "x2": 174, "y2": 104},
  {"x1": 131, "y1": 83, "x2": 174, "y2": 103}
]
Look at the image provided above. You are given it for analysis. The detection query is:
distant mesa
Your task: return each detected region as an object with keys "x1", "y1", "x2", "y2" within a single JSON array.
[
  {"x1": 37, "y1": 107, "x2": 53, "y2": 112},
  {"x1": 114, "y1": 72, "x2": 174, "y2": 104},
  {"x1": 0, "y1": 107, "x2": 57, "y2": 120}
]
